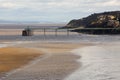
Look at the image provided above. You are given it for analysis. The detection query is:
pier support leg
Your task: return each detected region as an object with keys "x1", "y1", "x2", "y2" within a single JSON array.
[
  {"x1": 22, "y1": 30, "x2": 33, "y2": 36},
  {"x1": 43, "y1": 28, "x2": 46, "y2": 36}
]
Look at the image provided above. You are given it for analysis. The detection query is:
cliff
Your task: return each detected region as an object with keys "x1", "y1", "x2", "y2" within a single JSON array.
[{"x1": 66, "y1": 11, "x2": 120, "y2": 28}]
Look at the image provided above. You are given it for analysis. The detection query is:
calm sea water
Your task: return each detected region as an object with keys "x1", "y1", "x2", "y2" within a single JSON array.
[{"x1": 0, "y1": 34, "x2": 120, "y2": 43}]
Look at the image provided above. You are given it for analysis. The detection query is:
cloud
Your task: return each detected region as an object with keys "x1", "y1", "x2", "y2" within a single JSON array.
[
  {"x1": 0, "y1": 0, "x2": 120, "y2": 22},
  {"x1": 94, "y1": 0, "x2": 120, "y2": 7},
  {"x1": 0, "y1": 2, "x2": 17, "y2": 9}
]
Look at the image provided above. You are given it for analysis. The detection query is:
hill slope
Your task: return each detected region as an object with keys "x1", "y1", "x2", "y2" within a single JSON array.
[{"x1": 66, "y1": 11, "x2": 120, "y2": 28}]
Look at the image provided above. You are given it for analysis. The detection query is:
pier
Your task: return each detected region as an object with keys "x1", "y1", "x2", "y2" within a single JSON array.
[
  {"x1": 22, "y1": 27, "x2": 120, "y2": 36},
  {"x1": 22, "y1": 27, "x2": 72, "y2": 36}
]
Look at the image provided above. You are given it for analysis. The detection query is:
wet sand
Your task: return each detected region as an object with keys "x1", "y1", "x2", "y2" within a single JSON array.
[
  {"x1": 0, "y1": 29, "x2": 22, "y2": 36},
  {"x1": 0, "y1": 42, "x2": 92, "y2": 80},
  {"x1": 65, "y1": 42, "x2": 120, "y2": 80},
  {"x1": 0, "y1": 47, "x2": 42, "y2": 78}
]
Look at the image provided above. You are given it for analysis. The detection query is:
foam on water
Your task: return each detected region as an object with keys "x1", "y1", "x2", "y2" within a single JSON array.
[{"x1": 65, "y1": 46, "x2": 120, "y2": 80}]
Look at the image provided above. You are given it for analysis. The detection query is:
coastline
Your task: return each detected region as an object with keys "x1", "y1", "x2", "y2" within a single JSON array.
[
  {"x1": 0, "y1": 41, "x2": 93, "y2": 80},
  {"x1": 0, "y1": 29, "x2": 120, "y2": 80},
  {"x1": 0, "y1": 41, "x2": 43, "y2": 79}
]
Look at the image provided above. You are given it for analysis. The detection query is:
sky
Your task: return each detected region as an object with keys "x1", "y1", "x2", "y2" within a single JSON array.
[{"x1": 0, "y1": 0, "x2": 120, "y2": 23}]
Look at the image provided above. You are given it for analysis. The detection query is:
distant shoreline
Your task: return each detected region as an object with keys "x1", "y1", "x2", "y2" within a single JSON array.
[{"x1": 0, "y1": 23, "x2": 66, "y2": 29}]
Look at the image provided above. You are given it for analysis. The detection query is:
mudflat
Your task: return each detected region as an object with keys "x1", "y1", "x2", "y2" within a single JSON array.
[
  {"x1": 0, "y1": 47, "x2": 42, "y2": 77},
  {"x1": 1, "y1": 42, "x2": 92, "y2": 80}
]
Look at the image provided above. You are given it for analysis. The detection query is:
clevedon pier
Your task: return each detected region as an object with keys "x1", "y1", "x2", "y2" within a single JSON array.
[
  {"x1": 22, "y1": 27, "x2": 73, "y2": 36},
  {"x1": 22, "y1": 27, "x2": 120, "y2": 36}
]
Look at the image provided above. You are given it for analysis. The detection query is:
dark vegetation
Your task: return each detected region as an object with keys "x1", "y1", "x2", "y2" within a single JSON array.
[{"x1": 64, "y1": 11, "x2": 120, "y2": 34}]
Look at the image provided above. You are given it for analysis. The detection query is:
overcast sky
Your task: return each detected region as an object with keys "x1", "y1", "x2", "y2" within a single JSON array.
[{"x1": 0, "y1": 0, "x2": 120, "y2": 23}]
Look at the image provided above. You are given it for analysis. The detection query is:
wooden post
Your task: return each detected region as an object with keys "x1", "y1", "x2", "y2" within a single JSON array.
[
  {"x1": 22, "y1": 26, "x2": 33, "y2": 36},
  {"x1": 43, "y1": 28, "x2": 46, "y2": 36},
  {"x1": 22, "y1": 30, "x2": 27, "y2": 36}
]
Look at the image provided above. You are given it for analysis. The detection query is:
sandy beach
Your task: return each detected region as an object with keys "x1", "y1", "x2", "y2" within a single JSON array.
[
  {"x1": 0, "y1": 29, "x2": 120, "y2": 80},
  {"x1": 0, "y1": 41, "x2": 92, "y2": 80},
  {"x1": 0, "y1": 47, "x2": 42, "y2": 78},
  {"x1": 0, "y1": 0, "x2": 119, "y2": 79}
]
